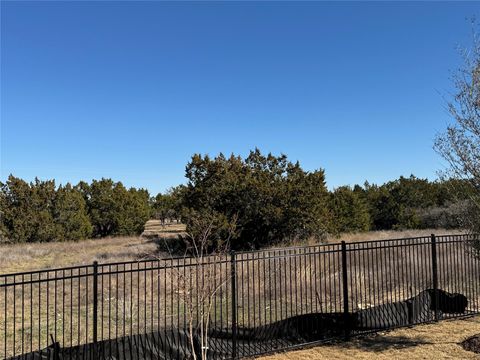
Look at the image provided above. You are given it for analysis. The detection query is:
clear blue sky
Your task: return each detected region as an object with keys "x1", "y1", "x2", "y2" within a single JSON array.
[{"x1": 1, "y1": 1, "x2": 478, "y2": 195}]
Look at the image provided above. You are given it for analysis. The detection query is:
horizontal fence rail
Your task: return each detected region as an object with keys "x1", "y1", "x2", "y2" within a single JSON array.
[{"x1": 1, "y1": 233, "x2": 479, "y2": 359}]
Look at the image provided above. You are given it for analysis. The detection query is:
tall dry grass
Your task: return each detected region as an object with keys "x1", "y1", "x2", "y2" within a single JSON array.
[
  {"x1": 0, "y1": 225, "x2": 477, "y2": 358},
  {"x1": 0, "y1": 226, "x2": 462, "y2": 275},
  {"x1": 1, "y1": 233, "x2": 478, "y2": 359},
  {"x1": 0, "y1": 221, "x2": 186, "y2": 274},
  {"x1": 326, "y1": 228, "x2": 467, "y2": 244}
]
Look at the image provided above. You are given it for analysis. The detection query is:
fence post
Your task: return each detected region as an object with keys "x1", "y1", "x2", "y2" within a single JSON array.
[
  {"x1": 430, "y1": 234, "x2": 439, "y2": 321},
  {"x1": 341, "y1": 241, "x2": 350, "y2": 340},
  {"x1": 92, "y1": 261, "x2": 99, "y2": 352},
  {"x1": 230, "y1": 251, "x2": 237, "y2": 359}
]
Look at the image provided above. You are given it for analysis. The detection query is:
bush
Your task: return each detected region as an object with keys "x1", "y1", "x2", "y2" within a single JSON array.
[
  {"x1": 416, "y1": 201, "x2": 467, "y2": 229},
  {"x1": 359, "y1": 176, "x2": 470, "y2": 231},
  {"x1": 181, "y1": 149, "x2": 332, "y2": 250}
]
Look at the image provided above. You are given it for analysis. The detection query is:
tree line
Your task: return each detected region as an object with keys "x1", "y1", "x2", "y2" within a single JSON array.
[
  {"x1": 157, "y1": 26, "x2": 480, "y2": 253},
  {"x1": 0, "y1": 151, "x2": 473, "y2": 247},
  {"x1": 0, "y1": 177, "x2": 151, "y2": 243},
  {"x1": 155, "y1": 24, "x2": 479, "y2": 254},
  {"x1": 152, "y1": 25, "x2": 480, "y2": 253},
  {"x1": 156, "y1": 150, "x2": 473, "y2": 250}
]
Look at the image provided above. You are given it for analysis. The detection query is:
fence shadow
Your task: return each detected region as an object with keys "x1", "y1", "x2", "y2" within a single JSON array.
[{"x1": 333, "y1": 334, "x2": 433, "y2": 352}]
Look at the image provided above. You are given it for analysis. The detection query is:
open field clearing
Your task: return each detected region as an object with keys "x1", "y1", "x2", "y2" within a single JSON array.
[
  {"x1": 0, "y1": 222, "x2": 185, "y2": 274},
  {"x1": 141, "y1": 220, "x2": 186, "y2": 237},
  {"x1": 0, "y1": 223, "x2": 467, "y2": 275},
  {"x1": 258, "y1": 316, "x2": 480, "y2": 359}
]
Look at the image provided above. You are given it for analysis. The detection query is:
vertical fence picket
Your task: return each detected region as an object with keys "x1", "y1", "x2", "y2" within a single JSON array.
[
  {"x1": 341, "y1": 241, "x2": 350, "y2": 340},
  {"x1": 92, "y1": 261, "x2": 98, "y2": 359},
  {"x1": 230, "y1": 251, "x2": 238, "y2": 359},
  {"x1": 430, "y1": 234, "x2": 439, "y2": 321}
]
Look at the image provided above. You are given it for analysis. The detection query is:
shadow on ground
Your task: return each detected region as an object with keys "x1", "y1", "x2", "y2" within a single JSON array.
[
  {"x1": 9, "y1": 289, "x2": 470, "y2": 359},
  {"x1": 138, "y1": 233, "x2": 185, "y2": 257},
  {"x1": 334, "y1": 334, "x2": 432, "y2": 352}
]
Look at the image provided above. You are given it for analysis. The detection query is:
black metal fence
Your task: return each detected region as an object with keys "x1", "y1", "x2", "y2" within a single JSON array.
[{"x1": 1, "y1": 234, "x2": 479, "y2": 359}]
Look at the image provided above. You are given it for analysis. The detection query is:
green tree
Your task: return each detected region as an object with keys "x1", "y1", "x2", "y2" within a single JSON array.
[
  {"x1": 30, "y1": 178, "x2": 58, "y2": 242},
  {"x1": 0, "y1": 175, "x2": 57, "y2": 243},
  {"x1": 153, "y1": 192, "x2": 177, "y2": 224},
  {"x1": 77, "y1": 179, "x2": 119, "y2": 237},
  {"x1": 387, "y1": 176, "x2": 435, "y2": 229},
  {"x1": 78, "y1": 178, "x2": 150, "y2": 237},
  {"x1": 182, "y1": 149, "x2": 332, "y2": 250},
  {"x1": 362, "y1": 182, "x2": 398, "y2": 230},
  {"x1": 116, "y1": 188, "x2": 152, "y2": 236},
  {"x1": 1, "y1": 176, "x2": 34, "y2": 243},
  {"x1": 282, "y1": 163, "x2": 333, "y2": 241},
  {"x1": 360, "y1": 176, "x2": 446, "y2": 230},
  {"x1": 330, "y1": 186, "x2": 371, "y2": 233},
  {"x1": 53, "y1": 184, "x2": 93, "y2": 241}
]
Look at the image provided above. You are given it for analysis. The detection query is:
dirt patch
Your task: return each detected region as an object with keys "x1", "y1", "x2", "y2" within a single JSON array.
[{"x1": 462, "y1": 334, "x2": 480, "y2": 354}]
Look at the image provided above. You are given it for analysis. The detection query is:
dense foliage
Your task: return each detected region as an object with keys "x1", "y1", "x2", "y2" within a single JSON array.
[
  {"x1": 77, "y1": 179, "x2": 151, "y2": 237},
  {"x1": 330, "y1": 186, "x2": 370, "y2": 233},
  {"x1": 358, "y1": 177, "x2": 471, "y2": 231},
  {"x1": 153, "y1": 151, "x2": 472, "y2": 250},
  {"x1": 0, "y1": 176, "x2": 151, "y2": 243},
  {"x1": 0, "y1": 151, "x2": 473, "y2": 246},
  {"x1": 179, "y1": 150, "x2": 332, "y2": 250}
]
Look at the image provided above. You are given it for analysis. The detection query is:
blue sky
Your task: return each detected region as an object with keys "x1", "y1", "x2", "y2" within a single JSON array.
[{"x1": 1, "y1": 1, "x2": 478, "y2": 195}]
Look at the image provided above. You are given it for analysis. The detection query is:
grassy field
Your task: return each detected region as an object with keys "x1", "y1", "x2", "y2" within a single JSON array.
[
  {"x1": 0, "y1": 221, "x2": 463, "y2": 274},
  {"x1": 258, "y1": 316, "x2": 480, "y2": 359},
  {"x1": 325, "y1": 228, "x2": 466, "y2": 243},
  {"x1": 0, "y1": 221, "x2": 186, "y2": 274},
  {"x1": 0, "y1": 224, "x2": 477, "y2": 359}
]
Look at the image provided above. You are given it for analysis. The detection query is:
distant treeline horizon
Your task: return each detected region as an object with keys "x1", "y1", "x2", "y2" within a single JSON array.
[{"x1": 0, "y1": 150, "x2": 473, "y2": 248}]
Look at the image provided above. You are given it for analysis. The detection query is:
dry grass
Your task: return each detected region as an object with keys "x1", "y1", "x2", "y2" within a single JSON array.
[
  {"x1": 0, "y1": 225, "x2": 469, "y2": 289},
  {"x1": 269, "y1": 229, "x2": 466, "y2": 250},
  {"x1": 236, "y1": 235, "x2": 480, "y2": 324},
  {"x1": 258, "y1": 316, "x2": 480, "y2": 359},
  {"x1": 0, "y1": 224, "x2": 463, "y2": 275},
  {"x1": 142, "y1": 220, "x2": 186, "y2": 237},
  {"x1": 0, "y1": 224, "x2": 478, "y2": 359},
  {"x1": 326, "y1": 228, "x2": 467, "y2": 244},
  {"x1": 0, "y1": 221, "x2": 186, "y2": 274}
]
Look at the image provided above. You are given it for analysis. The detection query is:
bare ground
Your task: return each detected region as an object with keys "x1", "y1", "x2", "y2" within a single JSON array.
[{"x1": 258, "y1": 316, "x2": 480, "y2": 359}]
